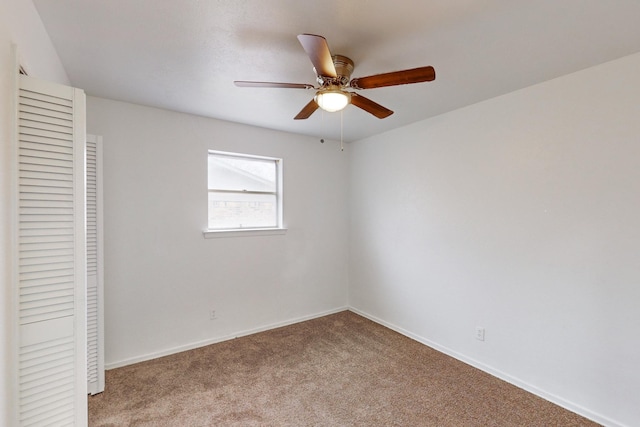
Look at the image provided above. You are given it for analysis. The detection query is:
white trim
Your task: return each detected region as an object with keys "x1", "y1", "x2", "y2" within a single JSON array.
[
  {"x1": 348, "y1": 307, "x2": 625, "y2": 427},
  {"x1": 96, "y1": 136, "x2": 105, "y2": 392},
  {"x1": 208, "y1": 149, "x2": 280, "y2": 162},
  {"x1": 203, "y1": 227, "x2": 287, "y2": 239},
  {"x1": 72, "y1": 86, "x2": 88, "y2": 423},
  {"x1": 9, "y1": 43, "x2": 20, "y2": 427},
  {"x1": 96, "y1": 135, "x2": 105, "y2": 392},
  {"x1": 105, "y1": 306, "x2": 348, "y2": 370}
]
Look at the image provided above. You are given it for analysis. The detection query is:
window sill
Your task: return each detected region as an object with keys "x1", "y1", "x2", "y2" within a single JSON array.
[{"x1": 203, "y1": 228, "x2": 287, "y2": 239}]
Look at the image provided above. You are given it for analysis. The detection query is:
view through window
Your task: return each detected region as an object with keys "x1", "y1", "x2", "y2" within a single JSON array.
[{"x1": 208, "y1": 151, "x2": 282, "y2": 230}]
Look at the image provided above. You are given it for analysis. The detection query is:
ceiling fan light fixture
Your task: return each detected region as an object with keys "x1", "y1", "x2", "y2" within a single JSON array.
[{"x1": 315, "y1": 88, "x2": 351, "y2": 112}]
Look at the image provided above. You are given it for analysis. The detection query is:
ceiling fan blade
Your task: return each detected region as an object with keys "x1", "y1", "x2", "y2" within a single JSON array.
[
  {"x1": 294, "y1": 99, "x2": 319, "y2": 120},
  {"x1": 350, "y1": 66, "x2": 436, "y2": 89},
  {"x1": 350, "y1": 93, "x2": 394, "y2": 119},
  {"x1": 297, "y1": 34, "x2": 337, "y2": 78},
  {"x1": 234, "y1": 81, "x2": 314, "y2": 89}
]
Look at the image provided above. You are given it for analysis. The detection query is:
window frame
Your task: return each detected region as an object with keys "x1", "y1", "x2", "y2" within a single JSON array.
[{"x1": 204, "y1": 150, "x2": 285, "y2": 237}]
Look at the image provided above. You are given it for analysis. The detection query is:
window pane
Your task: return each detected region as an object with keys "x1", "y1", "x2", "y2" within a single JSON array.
[
  {"x1": 208, "y1": 154, "x2": 276, "y2": 193},
  {"x1": 208, "y1": 192, "x2": 277, "y2": 229}
]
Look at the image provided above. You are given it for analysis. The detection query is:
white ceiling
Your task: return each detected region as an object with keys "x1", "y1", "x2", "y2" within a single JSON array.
[{"x1": 33, "y1": 0, "x2": 640, "y2": 142}]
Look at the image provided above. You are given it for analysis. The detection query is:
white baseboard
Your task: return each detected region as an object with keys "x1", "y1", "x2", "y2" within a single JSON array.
[
  {"x1": 105, "y1": 306, "x2": 348, "y2": 370},
  {"x1": 348, "y1": 307, "x2": 624, "y2": 427}
]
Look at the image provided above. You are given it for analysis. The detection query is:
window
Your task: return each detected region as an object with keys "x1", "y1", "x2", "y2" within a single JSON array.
[{"x1": 207, "y1": 150, "x2": 283, "y2": 231}]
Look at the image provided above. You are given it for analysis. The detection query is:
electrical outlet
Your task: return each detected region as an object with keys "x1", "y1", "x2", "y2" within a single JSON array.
[
  {"x1": 209, "y1": 310, "x2": 217, "y2": 320},
  {"x1": 475, "y1": 327, "x2": 485, "y2": 341}
]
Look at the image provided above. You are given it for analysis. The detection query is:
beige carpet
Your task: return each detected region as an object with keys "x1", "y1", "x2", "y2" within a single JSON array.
[{"x1": 89, "y1": 311, "x2": 599, "y2": 426}]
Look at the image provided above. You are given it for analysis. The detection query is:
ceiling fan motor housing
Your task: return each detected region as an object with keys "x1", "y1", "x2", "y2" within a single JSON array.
[{"x1": 317, "y1": 55, "x2": 354, "y2": 87}]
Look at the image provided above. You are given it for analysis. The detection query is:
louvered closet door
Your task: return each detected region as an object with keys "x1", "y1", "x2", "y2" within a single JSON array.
[
  {"x1": 17, "y1": 75, "x2": 87, "y2": 426},
  {"x1": 86, "y1": 134, "x2": 104, "y2": 395}
]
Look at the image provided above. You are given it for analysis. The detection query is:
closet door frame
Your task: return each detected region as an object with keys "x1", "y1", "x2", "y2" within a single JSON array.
[{"x1": 9, "y1": 42, "x2": 19, "y2": 427}]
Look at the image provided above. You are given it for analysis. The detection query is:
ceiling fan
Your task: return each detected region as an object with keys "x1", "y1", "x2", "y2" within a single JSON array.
[{"x1": 234, "y1": 34, "x2": 436, "y2": 120}]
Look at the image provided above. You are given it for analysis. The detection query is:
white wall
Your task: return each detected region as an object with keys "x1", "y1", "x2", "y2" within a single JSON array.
[
  {"x1": 349, "y1": 52, "x2": 640, "y2": 427},
  {"x1": 0, "y1": 1, "x2": 70, "y2": 425},
  {"x1": 86, "y1": 97, "x2": 349, "y2": 367}
]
